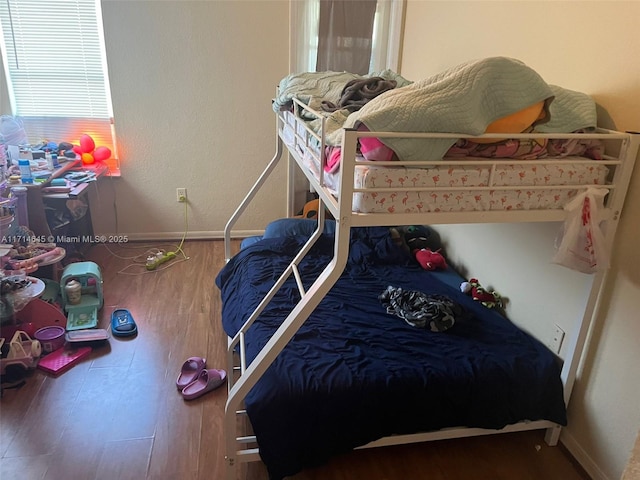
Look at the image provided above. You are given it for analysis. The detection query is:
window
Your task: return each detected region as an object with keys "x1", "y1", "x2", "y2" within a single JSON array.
[
  {"x1": 290, "y1": 0, "x2": 404, "y2": 74},
  {"x1": 0, "y1": 0, "x2": 119, "y2": 173}
]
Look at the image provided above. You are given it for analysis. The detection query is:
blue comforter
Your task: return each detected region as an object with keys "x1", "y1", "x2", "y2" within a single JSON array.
[{"x1": 216, "y1": 227, "x2": 566, "y2": 479}]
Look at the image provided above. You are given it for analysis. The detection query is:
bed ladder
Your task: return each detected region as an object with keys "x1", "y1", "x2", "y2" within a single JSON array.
[
  {"x1": 224, "y1": 214, "x2": 352, "y2": 476},
  {"x1": 222, "y1": 124, "x2": 360, "y2": 479}
]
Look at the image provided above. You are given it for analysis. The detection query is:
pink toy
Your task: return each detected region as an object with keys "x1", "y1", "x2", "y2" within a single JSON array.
[
  {"x1": 414, "y1": 248, "x2": 447, "y2": 271},
  {"x1": 9, "y1": 247, "x2": 63, "y2": 271}
]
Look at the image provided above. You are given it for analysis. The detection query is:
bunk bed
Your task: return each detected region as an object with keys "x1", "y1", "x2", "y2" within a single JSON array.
[{"x1": 217, "y1": 57, "x2": 639, "y2": 480}]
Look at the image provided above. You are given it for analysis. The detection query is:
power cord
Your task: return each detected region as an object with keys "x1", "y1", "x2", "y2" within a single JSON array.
[{"x1": 100, "y1": 197, "x2": 190, "y2": 275}]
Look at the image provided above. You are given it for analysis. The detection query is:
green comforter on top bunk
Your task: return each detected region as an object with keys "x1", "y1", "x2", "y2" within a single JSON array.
[{"x1": 274, "y1": 57, "x2": 598, "y2": 162}]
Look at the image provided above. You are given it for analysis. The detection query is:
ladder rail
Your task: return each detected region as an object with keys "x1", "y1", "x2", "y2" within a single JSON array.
[{"x1": 224, "y1": 113, "x2": 284, "y2": 262}]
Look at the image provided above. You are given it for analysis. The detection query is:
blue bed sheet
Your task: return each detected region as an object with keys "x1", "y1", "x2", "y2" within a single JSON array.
[{"x1": 216, "y1": 227, "x2": 567, "y2": 480}]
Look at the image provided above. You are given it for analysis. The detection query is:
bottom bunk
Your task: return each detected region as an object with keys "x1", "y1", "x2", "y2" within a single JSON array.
[{"x1": 216, "y1": 223, "x2": 567, "y2": 480}]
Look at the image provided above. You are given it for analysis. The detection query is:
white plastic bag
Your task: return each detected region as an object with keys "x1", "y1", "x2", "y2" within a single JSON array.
[{"x1": 552, "y1": 187, "x2": 609, "y2": 274}]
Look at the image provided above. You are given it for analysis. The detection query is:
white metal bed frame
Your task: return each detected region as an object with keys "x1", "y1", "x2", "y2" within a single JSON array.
[{"x1": 222, "y1": 99, "x2": 639, "y2": 479}]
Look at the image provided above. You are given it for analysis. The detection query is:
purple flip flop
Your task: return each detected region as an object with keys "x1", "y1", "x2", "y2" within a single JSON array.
[
  {"x1": 181, "y1": 369, "x2": 227, "y2": 401},
  {"x1": 176, "y1": 357, "x2": 206, "y2": 390}
]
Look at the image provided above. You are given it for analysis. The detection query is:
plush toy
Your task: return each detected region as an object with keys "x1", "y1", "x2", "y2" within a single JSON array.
[
  {"x1": 391, "y1": 225, "x2": 447, "y2": 270},
  {"x1": 294, "y1": 199, "x2": 330, "y2": 220},
  {"x1": 402, "y1": 225, "x2": 440, "y2": 252},
  {"x1": 460, "y1": 278, "x2": 502, "y2": 309},
  {"x1": 414, "y1": 248, "x2": 447, "y2": 271}
]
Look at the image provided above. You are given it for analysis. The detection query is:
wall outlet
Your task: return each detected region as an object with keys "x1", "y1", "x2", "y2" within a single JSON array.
[
  {"x1": 176, "y1": 188, "x2": 187, "y2": 202},
  {"x1": 549, "y1": 324, "x2": 565, "y2": 354}
]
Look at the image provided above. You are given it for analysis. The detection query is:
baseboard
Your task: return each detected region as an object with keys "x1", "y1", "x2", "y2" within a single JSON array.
[{"x1": 561, "y1": 430, "x2": 609, "y2": 480}]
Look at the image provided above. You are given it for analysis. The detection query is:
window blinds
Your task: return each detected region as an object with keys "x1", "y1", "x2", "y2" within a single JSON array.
[{"x1": 0, "y1": 0, "x2": 118, "y2": 171}]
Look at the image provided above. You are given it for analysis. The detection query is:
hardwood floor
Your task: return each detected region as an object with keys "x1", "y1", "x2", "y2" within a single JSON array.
[{"x1": 1, "y1": 240, "x2": 590, "y2": 480}]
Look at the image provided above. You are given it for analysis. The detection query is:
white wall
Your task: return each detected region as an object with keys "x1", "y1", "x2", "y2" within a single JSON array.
[
  {"x1": 1, "y1": 2, "x2": 291, "y2": 240},
  {"x1": 95, "y1": 0, "x2": 290, "y2": 239},
  {"x1": 401, "y1": 2, "x2": 640, "y2": 479}
]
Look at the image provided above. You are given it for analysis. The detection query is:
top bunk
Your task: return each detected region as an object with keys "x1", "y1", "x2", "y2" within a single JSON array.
[{"x1": 274, "y1": 57, "x2": 639, "y2": 229}]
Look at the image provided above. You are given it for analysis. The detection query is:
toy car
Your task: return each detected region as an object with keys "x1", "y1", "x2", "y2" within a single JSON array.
[{"x1": 0, "y1": 330, "x2": 41, "y2": 382}]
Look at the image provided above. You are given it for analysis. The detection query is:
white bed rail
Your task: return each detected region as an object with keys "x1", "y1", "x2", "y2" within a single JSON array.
[
  {"x1": 223, "y1": 110, "x2": 286, "y2": 262},
  {"x1": 222, "y1": 99, "x2": 639, "y2": 479},
  {"x1": 281, "y1": 98, "x2": 633, "y2": 229}
]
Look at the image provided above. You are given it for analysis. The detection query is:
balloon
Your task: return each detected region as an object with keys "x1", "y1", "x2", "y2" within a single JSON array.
[
  {"x1": 81, "y1": 152, "x2": 95, "y2": 164},
  {"x1": 72, "y1": 133, "x2": 110, "y2": 165},
  {"x1": 92, "y1": 146, "x2": 111, "y2": 161},
  {"x1": 79, "y1": 134, "x2": 95, "y2": 153}
]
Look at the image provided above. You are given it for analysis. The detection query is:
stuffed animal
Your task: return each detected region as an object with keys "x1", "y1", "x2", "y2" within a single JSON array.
[
  {"x1": 402, "y1": 225, "x2": 440, "y2": 252},
  {"x1": 460, "y1": 278, "x2": 502, "y2": 309},
  {"x1": 390, "y1": 225, "x2": 447, "y2": 270},
  {"x1": 414, "y1": 248, "x2": 447, "y2": 271},
  {"x1": 294, "y1": 199, "x2": 330, "y2": 220}
]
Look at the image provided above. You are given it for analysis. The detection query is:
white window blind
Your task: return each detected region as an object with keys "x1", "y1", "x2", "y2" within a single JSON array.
[{"x1": 0, "y1": 0, "x2": 118, "y2": 172}]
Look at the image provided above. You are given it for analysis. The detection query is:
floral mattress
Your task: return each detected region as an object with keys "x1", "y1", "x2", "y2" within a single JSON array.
[{"x1": 302, "y1": 153, "x2": 610, "y2": 213}]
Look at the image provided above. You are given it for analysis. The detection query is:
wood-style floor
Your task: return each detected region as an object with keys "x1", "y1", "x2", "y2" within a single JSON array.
[{"x1": 1, "y1": 240, "x2": 590, "y2": 480}]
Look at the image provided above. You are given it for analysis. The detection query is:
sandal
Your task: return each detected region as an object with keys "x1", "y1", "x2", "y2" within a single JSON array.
[
  {"x1": 176, "y1": 356, "x2": 206, "y2": 390},
  {"x1": 181, "y1": 369, "x2": 227, "y2": 400},
  {"x1": 111, "y1": 309, "x2": 138, "y2": 337}
]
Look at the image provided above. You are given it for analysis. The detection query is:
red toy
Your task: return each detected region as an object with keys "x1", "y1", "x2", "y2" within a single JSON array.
[
  {"x1": 414, "y1": 248, "x2": 447, "y2": 271},
  {"x1": 460, "y1": 278, "x2": 502, "y2": 309}
]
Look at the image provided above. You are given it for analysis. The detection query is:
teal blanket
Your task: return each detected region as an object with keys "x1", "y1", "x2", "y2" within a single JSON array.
[
  {"x1": 335, "y1": 57, "x2": 554, "y2": 160},
  {"x1": 536, "y1": 85, "x2": 597, "y2": 133}
]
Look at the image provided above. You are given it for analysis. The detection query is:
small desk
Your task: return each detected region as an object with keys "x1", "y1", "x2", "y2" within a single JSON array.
[{"x1": 21, "y1": 161, "x2": 107, "y2": 239}]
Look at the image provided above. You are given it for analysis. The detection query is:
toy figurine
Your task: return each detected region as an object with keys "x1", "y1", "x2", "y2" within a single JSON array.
[{"x1": 460, "y1": 278, "x2": 502, "y2": 309}]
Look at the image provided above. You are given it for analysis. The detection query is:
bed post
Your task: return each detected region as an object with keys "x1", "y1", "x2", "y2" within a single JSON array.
[{"x1": 546, "y1": 131, "x2": 640, "y2": 446}]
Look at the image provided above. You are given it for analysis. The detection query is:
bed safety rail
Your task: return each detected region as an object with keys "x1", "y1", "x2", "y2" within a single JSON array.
[{"x1": 280, "y1": 99, "x2": 635, "y2": 228}]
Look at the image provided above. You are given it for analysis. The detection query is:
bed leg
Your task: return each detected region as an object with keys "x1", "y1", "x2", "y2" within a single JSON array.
[
  {"x1": 544, "y1": 425, "x2": 562, "y2": 446},
  {"x1": 225, "y1": 454, "x2": 237, "y2": 480}
]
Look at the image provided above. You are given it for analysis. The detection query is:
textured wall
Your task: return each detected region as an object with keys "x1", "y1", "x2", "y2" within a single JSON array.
[
  {"x1": 402, "y1": 2, "x2": 640, "y2": 480},
  {"x1": 95, "y1": 0, "x2": 290, "y2": 239}
]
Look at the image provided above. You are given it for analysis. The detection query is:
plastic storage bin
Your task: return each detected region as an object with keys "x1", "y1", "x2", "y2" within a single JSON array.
[{"x1": 60, "y1": 261, "x2": 103, "y2": 331}]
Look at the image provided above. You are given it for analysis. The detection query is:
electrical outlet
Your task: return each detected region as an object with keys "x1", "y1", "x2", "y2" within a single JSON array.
[
  {"x1": 549, "y1": 324, "x2": 565, "y2": 354},
  {"x1": 176, "y1": 188, "x2": 187, "y2": 202}
]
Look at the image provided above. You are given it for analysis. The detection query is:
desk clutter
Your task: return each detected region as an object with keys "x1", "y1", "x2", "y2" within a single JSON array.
[
  {"x1": 2, "y1": 119, "x2": 114, "y2": 281},
  {"x1": 5, "y1": 142, "x2": 84, "y2": 185},
  {"x1": 2, "y1": 115, "x2": 111, "y2": 187}
]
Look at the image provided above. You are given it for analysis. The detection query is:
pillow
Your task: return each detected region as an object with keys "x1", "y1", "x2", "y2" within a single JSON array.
[
  {"x1": 240, "y1": 218, "x2": 336, "y2": 250},
  {"x1": 474, "y1": 100, "x2": 546, "y2": 144},
  {"x1": 264, "y1": 218, "x2": 336, "y2": 238}
]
